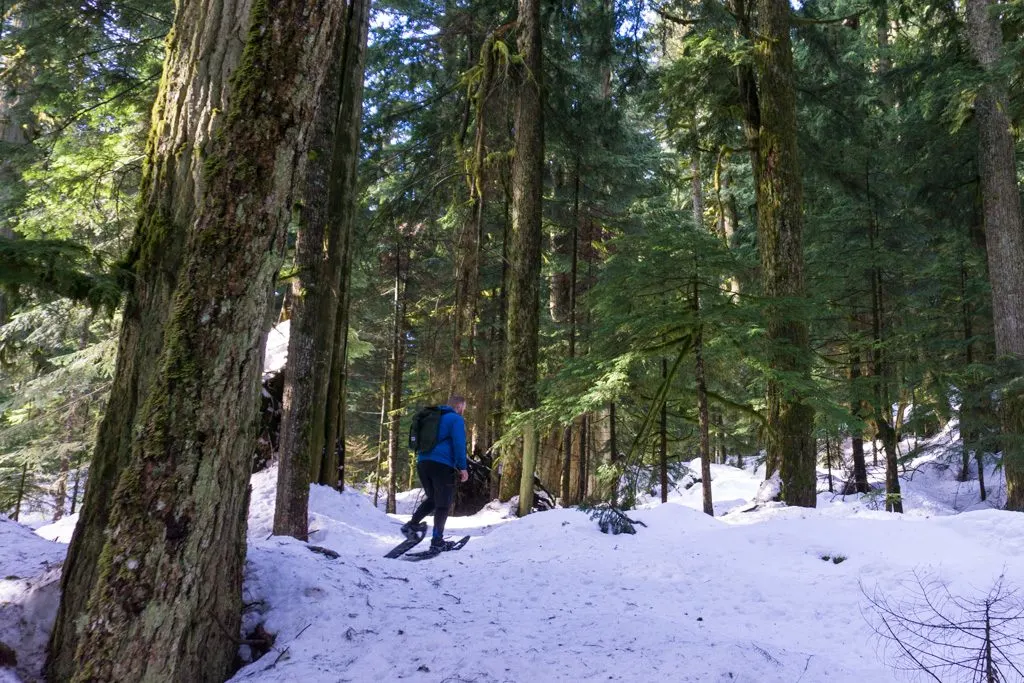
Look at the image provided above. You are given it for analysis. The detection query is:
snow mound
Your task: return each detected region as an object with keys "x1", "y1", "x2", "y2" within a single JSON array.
[
  {"x1": 34, "y1": 514, "x2": 79, "y2": 544},
  {"x1": 0, "y1": 516, "x2": 67, "y2": 683}
]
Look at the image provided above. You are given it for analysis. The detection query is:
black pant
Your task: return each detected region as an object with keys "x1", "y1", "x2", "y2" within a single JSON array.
[{"x1": 410, "y1": 459, "x2": 456, "y2": 538}]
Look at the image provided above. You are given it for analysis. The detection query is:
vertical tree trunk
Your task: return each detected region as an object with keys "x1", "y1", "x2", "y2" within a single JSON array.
[
  {"x1": 825, "y1": 437, "x2": 834, "y2": 493},
  {"x1": 273, "y1": 18, "x2": 347, "y2": 541},
  {"x1": 577, "y1": 415, "x2": 589, "y2": 502},
  {"x1": 960, "y1": 257, "x2": 978, "y2": 483},
  {"x1": 47, "y1": 0, "x2": 249, "y2": 674},
  {"x1": 12, "y1": 462, "x2": 26, "y2": 522},
  {"x1": 491, "y1": 199, "x2": 510, "y2": 501},
  {"x1": 728, "y1": 0, "x2": 760, "y2": 171},
  {"x1": 849, "y1": 347, "x2": 869, "y2": 493},
  {"x1": 453, "y1": 33, "x2": 500, "y2": 446},
  {"x1": 373, "y1": 379, "x2": 388, "y2": 508},
  {"x1": 559, "y1": 166, "x2": 581, "y2": 505},
  {"x1": 868, "y1": 212, "x2": 902, "y2": 513},
  {"x1": 660, "y1": 357, "x2": 669, "y2": 503},
  {"x1": 965, "y1": 0, "x2": 1024, "y2": 511},
  {"x1": 0, "y1": 42, "x2": 32, "y2": 326},
  {"x1": 691, "y1": 152, "x2": 713, "y2": 515},
  {"x1": 53, "y1": 0, "x2": 347, "y2": 679},
  {"x1": 53, "y1": 455, "x2": 68, "y2": 522},
  {"x1": 609, "y1": 401, "x2": 618, "y2": 503},
  {"x1": 500, "y1": 0, "x2": 543, "y2": 502},
  {"x1": 694, "y1": 284, "x2": 713, "y2": 516},
  {"x1": 321, "y1": 0, "x2": 373, "y2": 491},
  {"x1": 517, "y1": 423, "x2": 538, "y2": 516},
  {"x1": 753, "y1": 0, "x2": 816, "y2": 507},
  {"x1": 386, "y1": 244, "x2": 406, "y2": 514},
  {"x1": 69, "y1": 448, "x2": 84, "y2": 515}
]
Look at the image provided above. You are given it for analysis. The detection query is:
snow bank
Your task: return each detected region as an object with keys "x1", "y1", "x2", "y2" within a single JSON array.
[
  {"x1": 0, "y1": 516, "x2": 67, "y2": 683},
  {"x1": 263, "y1": 320, "x2": 290, "y2": 378},
  {"x1": 34, "y1": 514, "x2": 79, "y2": 544}
]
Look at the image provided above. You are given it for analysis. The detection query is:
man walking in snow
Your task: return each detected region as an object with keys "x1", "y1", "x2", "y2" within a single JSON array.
[{"x1": 401, "y1": 395, "x2": 469, "y2": 552}]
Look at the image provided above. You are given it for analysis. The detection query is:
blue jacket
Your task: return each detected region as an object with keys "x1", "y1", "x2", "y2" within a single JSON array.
[{"x1": 417, "y1": 406, "x2": 467, "y2": 471}]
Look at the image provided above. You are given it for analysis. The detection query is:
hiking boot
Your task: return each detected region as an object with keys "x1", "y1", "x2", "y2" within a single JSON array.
[
  {"x1": 401, "y1": 521, "x2": 427, "y2": 541},
  {"x1": 430, "y1": 537, "x2": 454, "y2": 552}
]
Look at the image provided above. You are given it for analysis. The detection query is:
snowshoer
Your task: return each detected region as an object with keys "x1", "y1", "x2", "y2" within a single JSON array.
[{"x1": 401, "y1": 395, "x2": 469, "y2": 552}]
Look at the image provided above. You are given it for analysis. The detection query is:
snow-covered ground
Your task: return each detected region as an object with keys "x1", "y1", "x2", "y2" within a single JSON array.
[{"x1": 2, "y1": 421, "x2": 1022, "y2": 682}]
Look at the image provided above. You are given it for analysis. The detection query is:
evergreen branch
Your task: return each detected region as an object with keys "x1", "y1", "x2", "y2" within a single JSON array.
[
  {"x1": 620, "y1": 335, "x2": 694, "y2": 469},
  {"x1": 0, "y1": 238, "x2": 123, "y2": 311},
  {"x1": 38, "y1": 74, "x2": 160, "y2": 146},
  {"x1": 655, "y1": 8, "x2": 702, "y2": 26},
  {"x1": 790, "y1": 11, "x2": 862, "y2": 27}
]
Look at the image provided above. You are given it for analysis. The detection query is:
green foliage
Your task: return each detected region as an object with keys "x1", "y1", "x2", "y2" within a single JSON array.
[
  {"x1": 0, "y1": 305, "x2": 116, "y2": 516},
  {"x1": 0, "y1": 238, "x2": 122, "y2": 312},
  {"x1": 580, "y1": 501, "x2": 647, "y2": 535}
]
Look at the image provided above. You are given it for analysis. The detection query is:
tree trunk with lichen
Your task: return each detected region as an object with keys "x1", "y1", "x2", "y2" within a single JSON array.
[
  {"x1": 753, "y1": 0, "x2": 816, "y2": 507},
  {"x1": 965, "y1": 0, "x2": 1024, "y2": 511},
  {"x1": 321, "y1": 0, "x2": 373, "y2": 491},
  {"x1": 47, "y1": 3, "x2": 208, "y2": 674},
  {"x1": 46, "y1": 1, "x2": 347, "y2": 681},
  {"x1": 499, "y1": 0, "x2": 543, "y2": 503},
  {"x1": 274, "y1": 11, "x2": 347, "y2": 542},
  {"x1": 275, "y1": 0, "x2": 372, "y2": 535}
]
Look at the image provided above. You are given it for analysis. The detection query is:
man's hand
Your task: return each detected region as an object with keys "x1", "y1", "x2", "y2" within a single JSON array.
[{"x1": 459, "y1": 469, "x2": 469, "y2": 483}]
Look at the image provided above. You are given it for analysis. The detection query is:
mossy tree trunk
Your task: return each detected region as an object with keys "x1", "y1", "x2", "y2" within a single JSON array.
[
  {"x1": 499, "y1": 0, "x2": 543, "y2": 503},
  {"x1": 47, "y1": 0, "x2": 347, "y2": 680},
  {"x1": 965, "y1": 0, "x2": 1024, "y2": 511},
  {"x1": 321, "y1": 0, "x2": 373, "y2": 491},
  {"x1": 46, "y1": 0, "x2": 216, "y2": 672},
  {"x1": 274, "y1": 9, "x2": 347, "y2": 542},
  {"x1": 752, "y1": 0, "x2": 816, "y2": 507},
  {"x1": 275, "y1": 0, "x2": 372, "y2": 536}
]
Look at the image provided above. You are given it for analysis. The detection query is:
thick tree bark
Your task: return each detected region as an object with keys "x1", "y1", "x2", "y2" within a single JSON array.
[
  {"x1": 321, "y1": 0, "x2": 373, "y2": 491},
  {"x1": 965, "y1": 0, "x2": 1024, "y2": 510},
  {"x1": 274, "y1": 14, "x2": 347, "y2": 542},
  {"x1": 753, "y1": 0, "x2": 816, "y2": 507},
  {"x1": 47, "y1": 0, "x2": 235, "y2": 673},
  {"x1": 52, "y1": 0, "x2": 346, "y2": 680},
  {"x1": 499, "y1": 0, "x2": 543, "y2": 502}
]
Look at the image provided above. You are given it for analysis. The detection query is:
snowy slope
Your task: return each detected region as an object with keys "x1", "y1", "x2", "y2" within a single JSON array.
[
  {"x1": 2, "y1": 420, "x2": 1020, "y2": 683},
  {"x1": 232, "y1": 461, "x2": 1024, "y2": 683}
]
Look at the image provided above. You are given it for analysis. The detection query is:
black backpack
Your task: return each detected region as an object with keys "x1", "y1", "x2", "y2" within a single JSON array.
[{"x1": 408, "y1": 406, "x2": 449, "y2": 453}]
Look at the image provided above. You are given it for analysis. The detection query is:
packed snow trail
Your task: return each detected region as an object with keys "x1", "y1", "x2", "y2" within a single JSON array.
[
  {"x1": 3, "y1": 422, "x2": 1020, "y2": 683},
  {"x1": 230, "y1": 464, "x2": 1024, "y2": 683}
]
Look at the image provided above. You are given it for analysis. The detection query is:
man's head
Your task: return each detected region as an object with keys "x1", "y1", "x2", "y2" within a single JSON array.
[{"x1": 449, "y1": 395, "x2": 466, "y2": 415}]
